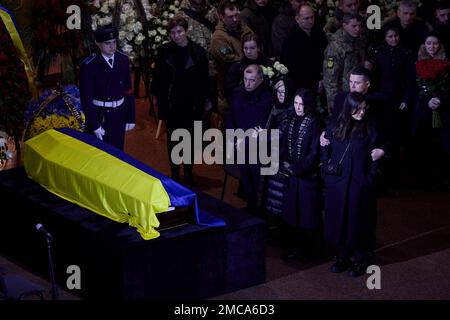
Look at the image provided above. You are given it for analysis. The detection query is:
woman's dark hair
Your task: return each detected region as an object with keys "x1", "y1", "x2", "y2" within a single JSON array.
[
  {"x1": 382, "y1": 25, "x2": 400, "y2": 39},
  {"x1": 241, "y1": 33, "x2": 261, "y2": 51},
  {"x1": 333, "y1": 92, "x2": 369, "y2": 140},
  {"x1": 168, "y1": 15, "x2": 189, "y2": 32},
  {"x1": 423, "y1": 30, "x2": 443, "y2": 45},
  {"x1": 294, "y1": 88, "x2": 316, "y2": 116}
]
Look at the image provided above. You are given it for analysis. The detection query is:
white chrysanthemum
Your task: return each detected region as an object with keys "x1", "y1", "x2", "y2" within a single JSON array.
[
  {"x1": 155, "y1": 36, "x2": 162, "y2": 43},
  {"x1": 100, "y1": 4, "x2": 109, "y2": 14},
  {"x1": 163, "y1": 11, "x2": 169, "y2": 18},
  {"x1": 119, "y1": 30, "x2": 127, "y2": 40},
  {"x1": 169, "y1": 5, "x2": 176, "y2": 11},
  {"x1": 122, "y1": 3, "x2": 131, "y2": 13},
  {"x1": 103, "y1": 16, "x2": 113, "y2": 25},
  {"x1": 126, "y1": 32, "x2": 134, "y2": 41},
  {"x1": 159, "y1": 29, "x2": 167, "y2": 36},
  {"x1": 162, "y1": 20, "x2": 168, "y2": 26},
  {"x1": 174, "y1": 1, "x2": 180, "y2": 6},
  {"x1": 122, "y1": 44, "x2": 133, "y2": 53},
  {"x1": 134, "y1": 37, "x2": 144, "y2": 45},
  {"x1": 133, "y1": 22, "x2": 143, "y2": 33},
  {"x1": 168, "y1": 13, "x2": 174, "y2": 19}
]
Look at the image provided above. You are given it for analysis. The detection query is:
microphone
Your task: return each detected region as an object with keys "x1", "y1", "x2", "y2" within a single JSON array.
[{"x1": 36, "y1": 223, "x2": 53, "y2": 240}]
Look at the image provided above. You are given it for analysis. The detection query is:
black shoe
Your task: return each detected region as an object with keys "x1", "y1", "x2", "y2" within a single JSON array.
[
  {"x1": 329, "y1": 258, "x2": 351, "y2": 273},
  {"x1": 348, "y1": 261, "x2": 369, "y2": 278}
]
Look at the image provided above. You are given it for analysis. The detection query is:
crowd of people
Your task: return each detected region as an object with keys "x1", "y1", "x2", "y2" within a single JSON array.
[{"x1": 80, "y1": 0, "x2": 450, "y2": 277}]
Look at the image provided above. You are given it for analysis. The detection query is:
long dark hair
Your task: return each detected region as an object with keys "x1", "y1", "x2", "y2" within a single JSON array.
[
  {"x1": 333, "y1": 92, "x2": 369, "y2": 140},
  {"x1": 293, "y1": 88, "x2": 316, "y2": 116}
]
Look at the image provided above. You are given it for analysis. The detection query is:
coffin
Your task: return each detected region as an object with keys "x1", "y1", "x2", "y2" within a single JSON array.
[{"x1": 23, "y1": 128, "x2": 217, "y2": 239}]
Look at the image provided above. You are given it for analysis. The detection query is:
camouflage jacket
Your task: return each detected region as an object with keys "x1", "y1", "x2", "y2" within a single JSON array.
[
  {"x1": 211, "y1": 21, "x2": 254, "y2": 96},
  {"x1": 323, "y1": 27, "x2": 367, "y2": 111}
]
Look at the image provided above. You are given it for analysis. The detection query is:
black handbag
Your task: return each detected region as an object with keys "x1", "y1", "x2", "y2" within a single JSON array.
[{"x1": 324, "y1": 142, "x2": 351, "y2": 176}]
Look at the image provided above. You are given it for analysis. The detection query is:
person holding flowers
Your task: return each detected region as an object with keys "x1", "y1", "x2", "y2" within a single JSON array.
[{"x1": 412, "y1": 31, "x2": 450, "y2": 189}]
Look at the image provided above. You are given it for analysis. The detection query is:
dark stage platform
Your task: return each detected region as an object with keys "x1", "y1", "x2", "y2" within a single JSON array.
[{"x1": 0, "y1": 168, "x2": 265, "y2": 299}]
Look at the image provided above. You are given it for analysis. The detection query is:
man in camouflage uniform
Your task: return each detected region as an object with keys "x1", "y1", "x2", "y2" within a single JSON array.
[
  {"x1": 323, "y1": 0, "x2": 359, "y2": 37},
  {"x1": 323, "y1": 12, "x2": 367, "y2": 112},
  {"x1": 211, "y1": 0, "x2": 254, "y2": 102}
]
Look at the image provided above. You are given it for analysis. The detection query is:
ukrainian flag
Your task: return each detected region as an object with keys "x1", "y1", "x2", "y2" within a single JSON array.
[{"x1": 23, "y1": 128, "x2": 221, "y2": 240}]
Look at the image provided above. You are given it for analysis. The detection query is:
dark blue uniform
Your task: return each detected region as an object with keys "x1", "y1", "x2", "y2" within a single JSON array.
[{"x1": 79, "y1": 51, "x2": 135, "y2": 150}]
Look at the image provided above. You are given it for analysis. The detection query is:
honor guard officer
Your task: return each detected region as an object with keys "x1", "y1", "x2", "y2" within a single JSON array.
[{"x1": 79, "y1": 25, "x2": 136, "y2": 150}]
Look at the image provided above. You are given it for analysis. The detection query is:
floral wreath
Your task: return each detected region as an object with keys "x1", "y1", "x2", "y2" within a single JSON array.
[
  {"x1": 24, "y1": 85, "x2": 85, "y2": 140},
  {"x1": 91, "y1": 0, "x2": 181, "y2": 65}
]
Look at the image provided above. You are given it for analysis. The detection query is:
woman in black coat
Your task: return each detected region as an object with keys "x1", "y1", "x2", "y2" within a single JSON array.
[
  {"x1": 278, "y1": 88, "x2": 321, "y2": 261},
  {"x1": 321, "y1": 92, "x2": 380, "y2": 277},
  {"x1": 151, "y1": 16, "x2": 210, "y2": 184},
  {"x1": 368, "y1": 26, "x2": 415, "y2": 143},
  {"x1": 411, "y1": 31, "x2": 450, "y2": 189}
]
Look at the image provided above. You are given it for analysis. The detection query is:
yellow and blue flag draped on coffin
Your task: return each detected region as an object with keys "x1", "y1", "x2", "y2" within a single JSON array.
[{"x1": 24, "y1": 129, "x2": 171, "y2": 240}]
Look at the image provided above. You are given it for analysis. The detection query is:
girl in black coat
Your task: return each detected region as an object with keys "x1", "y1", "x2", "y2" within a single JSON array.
[
  {"x1": 321, "y1": 92, "x2": 380, "y2": 277},
  {"x1": 278, "y1": 88, "x2": 321, "y2": 261}
]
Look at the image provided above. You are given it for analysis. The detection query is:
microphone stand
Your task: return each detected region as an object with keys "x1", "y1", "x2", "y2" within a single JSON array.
[{"x1": 45, "y1": 236, "x2": 59, "y2": 300}]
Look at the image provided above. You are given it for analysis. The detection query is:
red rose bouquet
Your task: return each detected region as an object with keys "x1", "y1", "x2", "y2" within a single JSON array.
[{"x1": 416, "y1": 59, "x2": 450, "y2": 128}]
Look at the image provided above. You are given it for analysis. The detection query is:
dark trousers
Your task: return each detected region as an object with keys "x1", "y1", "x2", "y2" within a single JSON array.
[
  {"x1": 92, "y1": 105, "x2": 127, "y2": 150},
  {"x1": 165, "y1": 119, "x2": 195, "y2": 180}
]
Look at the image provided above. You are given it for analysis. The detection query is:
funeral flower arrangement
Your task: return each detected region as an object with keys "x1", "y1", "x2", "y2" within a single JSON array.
[
  {"x1": 91, "y1": 0, "x2": 181, "y2": 64},
  {"x1": 261, "y1": 61, "x2": 289, "y2": 86},
  {"x1": 24, "y1": 85, "x2": 85, "y2": 140},
  {"x1": 147, "y1": 0, "x2": 181, "y2": 58},
  {"x1": 0, "y1": 132, "x2": 13, "y2": 165},
  {"x1": 91, "y1": 0, "x2": 153, "y2": 64},
  {"x1": 416, "y1": 59, "x2": 450, "y2": 128}
]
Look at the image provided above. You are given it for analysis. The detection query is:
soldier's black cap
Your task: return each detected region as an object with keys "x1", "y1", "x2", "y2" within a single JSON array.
[{"x1": 94, "y1": 25, "x2": 118, "y2": 43}]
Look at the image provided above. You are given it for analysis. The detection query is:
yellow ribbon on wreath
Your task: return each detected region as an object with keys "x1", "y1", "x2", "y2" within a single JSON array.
[{"x1": 0, "y1": 6, "x2": 38, "y2": 99}]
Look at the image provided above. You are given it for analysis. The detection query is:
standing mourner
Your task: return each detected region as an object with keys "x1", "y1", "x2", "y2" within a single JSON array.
[
  {"x1": 279, "y1": 88, "x2": 322, "y2": 261},
  {"x1": 433, "y1": 0, "x2": 450, "y2": 55},
  {"x1": 411, "y1": 31, "x2": 450, "y2": 189},
  {"x1": 281, "y1": 4, "x2": 328, "y2": 93},
  {"x1": 323, "y1": 12, "x2": 367, "y2": 112},
  {"x1": 211, "y1": 0, "x2": 254, "y2": 102},
  {"x1": 240, "y1": 0, "x2": 276, "y2": 57},
  {"x1": 151, "y1": 16, "x2": 211, "y2": 185},
  {"x1": 321, "y1": 92, "x2": 380, "y2": 277},
  {"x1": 225, "y1": 64, "x2": 274, "y2": 213},
  {"x1": 79, "y1": 25, "x2": 135, "y2": 151},
  {"x1": 178, "y1": 0, "x2": 219, "y2": 113}
]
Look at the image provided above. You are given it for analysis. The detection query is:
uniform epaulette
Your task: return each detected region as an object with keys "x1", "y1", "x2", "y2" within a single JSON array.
[
  {"x1": 116, "y1": 51, "x2": 128, "y2": 57},
  {"x1": 83, "y1": 53, "x2": 96, "y2": 64}
]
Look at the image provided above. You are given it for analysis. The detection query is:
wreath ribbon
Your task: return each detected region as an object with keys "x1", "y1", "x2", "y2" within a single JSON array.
[{"x1": 0, "y1": 6, "x2": 38, "y2": 99}]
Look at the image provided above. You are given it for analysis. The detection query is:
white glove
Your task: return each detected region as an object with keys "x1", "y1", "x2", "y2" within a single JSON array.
[
  {"x1": 125, "y1": 123, "x2": 136, "y2": 131},
  {"x1": 94, "y1": 127, "x2": 105, "y2": 140}
]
